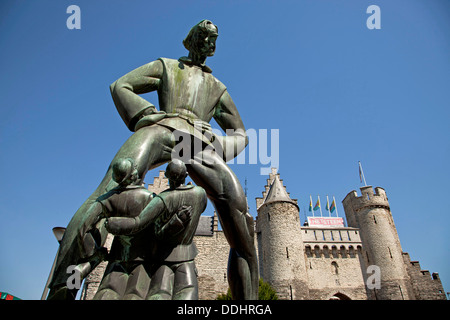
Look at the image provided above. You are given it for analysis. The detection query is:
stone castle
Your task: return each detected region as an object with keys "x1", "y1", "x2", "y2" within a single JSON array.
[{"x1": 81, "y1": 168, "x2": 446, "y2": 300}]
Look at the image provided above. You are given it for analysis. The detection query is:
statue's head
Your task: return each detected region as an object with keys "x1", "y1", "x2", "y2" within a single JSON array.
[
  {"x1": 165, "y1": 159, "x2": 188, "y2": 187},
  {"x1": 112, "y1": 158, "x2": 138, "y2": 186},
  {"x1": 183, "y1": 20, "x2": 218, "y2": 57}
]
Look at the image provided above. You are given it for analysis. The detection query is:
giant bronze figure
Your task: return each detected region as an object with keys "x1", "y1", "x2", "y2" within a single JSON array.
[{"x1": 48, "y1": 20, "x2": 258, "y2": 300}]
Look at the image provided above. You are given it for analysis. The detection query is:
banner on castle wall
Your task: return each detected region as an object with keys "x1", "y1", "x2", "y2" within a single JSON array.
[{"x1": 307, "y1": 217, "x2": 344, "y2": 228}]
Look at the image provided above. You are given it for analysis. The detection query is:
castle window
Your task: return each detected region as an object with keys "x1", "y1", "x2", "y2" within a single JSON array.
[
  {"x1": 331, "y1": 261, "x2": 339, "y2": 275},
  {"x1": 349, "y1": 246, "x2": 355, "y2": 258},
  {"x1": 367, "y1": 193, "x2": 370, "y2": 200},
  {"x1": 347, "y1": 231, "x2": 352, "y2": 241},
  {"x1": 305, "y1": 246, "x2": 312, "y2": 257},
  {"x1": 286, "y1": 247, "x2": 289, "y2": 259},
  {"x1": 388, "y1": 247, "x2": 393, "y2": 259},
  {"x1": 340, "y1": 246, "x2": 347, "y2": 258},
  {"x1": 332, "y1": 246, "x2": 338, "y2": 258},
  {"x1": 373, "y1": 215, "x2": 377, "y2": 224},
  {"x1": 268, "y1": 213, "x2": 271, "y2": 221},
  {"x1": 314, "y1": 246, "x2": 321, "y2": 258},
  {"x1": 323, "y1": 246, "x2": 330, "y2": 258}
]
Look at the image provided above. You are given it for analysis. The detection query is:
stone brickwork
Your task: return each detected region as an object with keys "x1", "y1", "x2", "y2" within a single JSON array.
[
  {"x1": 302, "y1": 227, "x2": 368, "y2": 300},
  {"x1": 343, "y1": 186, "x2": 414, "y2": 300},
  {"x1": 257, "y1": 201, "x2": 310, "y2": 300},
  {"x1": 403, "y1": 252, "x2": 446, "y2": 300},
  {"x1": 147, "y1": 170, "x2": 169, "y2": 194},
  {"x1": 193, "y1": 217, "x2": 230, "y2": 300}
]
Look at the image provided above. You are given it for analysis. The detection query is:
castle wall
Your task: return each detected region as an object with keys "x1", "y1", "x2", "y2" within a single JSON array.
[
  {"x1": 193, "y1": 231, "x2": 230, "y2": 300},
  {"x1": 257, "y1": 201, "x2": 310, "y2": 300},
  {"x1": 302, "y1": 227, "x2": 368, "y2": 300},
  {"x1": 402, "y1": 252, "x2": 447, "y2": 300}
]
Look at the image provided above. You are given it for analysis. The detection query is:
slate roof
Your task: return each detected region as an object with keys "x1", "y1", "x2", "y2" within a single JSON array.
[{"x1": 263, "y1": 175, "x2": 297, "y2": 207}]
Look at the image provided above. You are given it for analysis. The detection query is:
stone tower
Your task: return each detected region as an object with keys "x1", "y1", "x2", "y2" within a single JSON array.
[
  {"x1": 256, "y1": 169, "x2": 310, "y2": 299},
  {"x1": 342, "y1": 186, "x2": 414, "y2": 300}
]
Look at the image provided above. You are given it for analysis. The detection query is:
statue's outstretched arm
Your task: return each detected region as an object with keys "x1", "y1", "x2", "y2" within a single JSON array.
[
  {"x1": 105, "y1": 197, "x2": 165, "y2": 235},
  {"x1": 110, "y1": 60, "x2": 164, "y2": 131},
  {"x1": 213, "y1": 90, "x2": 248, "y2": 160}
]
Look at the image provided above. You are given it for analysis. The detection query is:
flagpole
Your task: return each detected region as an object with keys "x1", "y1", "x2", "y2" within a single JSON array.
[
  {"x1": 310, "y1": 195, "x2": 314, "y2": 217},
  {"x1": 318, "y1": 195, "x2": 323, "y2": 217},
  {"x1": 326, "y1": 195, "x2": 331, "y2": 217},
  {"x1": 359, "y1": 161, "x2": 367, "y2": 186}
]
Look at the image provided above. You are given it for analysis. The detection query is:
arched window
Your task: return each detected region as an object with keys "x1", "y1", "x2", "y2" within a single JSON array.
[
  {"x1": 331, "y1": 261, "x2": 339, "y2": 275},
  {"x1": 305, "y1": 245, "x2": 312, "y2": 258},
  {"x1": 323, "y1": 245, "x2": 330, "y2": 258},
  {"x1": 314, "y1": 245, "x2": 321, "y2": 258},
  {"x1": 331, "y1": 246, "x2": 338, "y2": 258},
  {"x1": 340, "y1": 245, "x2": 347, "y2": 258},
  {"x1": 349, "y1": 246, "x2": 355, "y2": 258}
]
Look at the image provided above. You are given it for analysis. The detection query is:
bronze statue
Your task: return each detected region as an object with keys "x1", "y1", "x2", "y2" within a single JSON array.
[
  {"x1": 48, "y1": 19, "x2": 258, "y2": 300},
  {"x1": 94, "y1": 159, "x2": 206, "y2": 299},
  {"x1": 93, "y1": 159, "x2": 206, "y2": 300}
]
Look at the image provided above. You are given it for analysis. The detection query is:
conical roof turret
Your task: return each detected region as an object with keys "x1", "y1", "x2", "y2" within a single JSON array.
[{"x1": 263, "y1": 175, "x2": 298, "y2": 208}]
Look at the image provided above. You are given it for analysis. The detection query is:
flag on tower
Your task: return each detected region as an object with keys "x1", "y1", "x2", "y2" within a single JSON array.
[
  {"x1": 314, "y1": 198, "x2": 320, "y2": 211},
  {"x1": 330, "y1": 199, "x2": 336, "y2": 213},
  {"x1": 308, "y1": 197, "x2": 313, "y2": 212},
  {"x1": 359, "y1": 163, "x2": 363, "y2": 183},
  {"x1": 358, "y1": 161, "x2": 367, "y2": 186},
  {"x1": 326, "y1": 197, "x2": 330, "y2": 212}
]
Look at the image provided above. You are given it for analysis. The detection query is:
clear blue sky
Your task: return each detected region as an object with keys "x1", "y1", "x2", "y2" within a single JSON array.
[{"x1": 1, "y1": 0, "x2": 449, "y2": 300}]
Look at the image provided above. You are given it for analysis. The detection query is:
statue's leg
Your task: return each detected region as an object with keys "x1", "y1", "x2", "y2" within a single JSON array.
[
  {"x1": 93, "y1": 262, "x2": 128, "y2": 300},
  {"x1": 146, "y1": 264, "x2": 175, "y2": 300},
  {"x1": 187, "y1": 151, "x2": 259, "y2": 300},
  {"x1": 49, "y1": 125, "x2": 174, "y2": 299},
  {"x1": 172, "y1": 261, "x2": 198, "y2": 300},
  {"x1": 122, "y1": 263, "x2": 151, "y2": 300}
]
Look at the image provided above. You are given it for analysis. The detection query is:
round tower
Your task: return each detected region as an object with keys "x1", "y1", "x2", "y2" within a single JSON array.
[
  {"x1": 256, "y1": 173, "x2": 310, "y2": 300},
  {"x1": 342, "y1": 186, "x2": 413, "y2": 300}
]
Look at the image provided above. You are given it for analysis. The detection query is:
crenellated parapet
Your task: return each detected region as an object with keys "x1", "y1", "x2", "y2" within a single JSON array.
[{"x1": 343, "y1": 186, "x2": 390, "y2": 213}]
